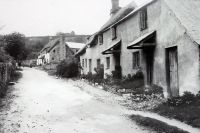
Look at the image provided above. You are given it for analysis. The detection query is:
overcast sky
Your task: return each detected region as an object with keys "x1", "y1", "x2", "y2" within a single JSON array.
[{"x1": 0, "y1": 0, "x2": 148, "y2": 36}]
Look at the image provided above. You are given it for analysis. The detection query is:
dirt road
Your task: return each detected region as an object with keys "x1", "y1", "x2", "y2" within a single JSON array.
[{"x1": 0, "y1": 68, "x2": 150, "y2": 133}]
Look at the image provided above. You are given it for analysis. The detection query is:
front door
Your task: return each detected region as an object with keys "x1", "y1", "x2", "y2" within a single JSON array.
[
  {"x1": 113, "y1": 53, "x2": 121, "y2": 78},
  {"x1": 167, "y1": 47, "x2": 179, "y2": 97},
  {"x1": 145, "y1": 48, "x2": 154, "y2": 85}
]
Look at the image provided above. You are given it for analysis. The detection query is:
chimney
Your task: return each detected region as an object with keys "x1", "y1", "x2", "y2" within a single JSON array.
[
  {"x1": 59, "y1": 34, "x2": 66, "y2": 61},
  {"x1": 110, "y1": 0, "x2": 120, "y2": 16}
]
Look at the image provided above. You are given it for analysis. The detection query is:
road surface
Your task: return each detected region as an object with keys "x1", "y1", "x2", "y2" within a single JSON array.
[{"x1": 0, "y1": 68, "x2": 150, "y2": 133}]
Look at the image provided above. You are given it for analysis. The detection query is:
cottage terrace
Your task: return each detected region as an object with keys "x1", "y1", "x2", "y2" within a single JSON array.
[{"x1": 76, "y1": 0, "x2": 200, "y2": 98}]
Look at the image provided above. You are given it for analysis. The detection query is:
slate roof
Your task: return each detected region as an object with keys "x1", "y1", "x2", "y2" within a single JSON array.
[
  {"x1": 163, "y1": 0, "x2": 200, "y2": 44},
  {"x1": 66, "y1": 42, "x2": 85, "y2": 49}
]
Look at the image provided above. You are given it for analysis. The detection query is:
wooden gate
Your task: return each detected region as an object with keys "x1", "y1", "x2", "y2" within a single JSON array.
[{"x1": 167, "y1": 47, "x2": 179, "y2": 97}]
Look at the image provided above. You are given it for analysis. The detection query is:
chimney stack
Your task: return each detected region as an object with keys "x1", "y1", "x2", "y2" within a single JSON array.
[{"x1": 110, "y1": 0, "x2": 120, "y2": 16}]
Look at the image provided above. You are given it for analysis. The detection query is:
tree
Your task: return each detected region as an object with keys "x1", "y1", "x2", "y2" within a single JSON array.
[{"x1": 3, "y1": 32, "x2": 28, "y2": 61}]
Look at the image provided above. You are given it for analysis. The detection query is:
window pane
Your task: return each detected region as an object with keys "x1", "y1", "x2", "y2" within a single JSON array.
[
  {"x1": 140, "y1": 8, "x2": 147, "y2": 30},
  {"x1": 85, "y1": 59, "x2": 87, "y2": 68},
  {"x1": 82, "y1": 59, "x2": 84, "y2": 67},
  {"x1": 106, "y1": 57, "x2": 110, "y2": 69},
  {"x1": 89, "y1": 59, "x2": 92, "y2": 72},
  {"x1": 111, "y1": 27, "x2": 116, "y2": 40},
  {"x1": 133, "y1": 52, "x2": 140, "y2": 69}
]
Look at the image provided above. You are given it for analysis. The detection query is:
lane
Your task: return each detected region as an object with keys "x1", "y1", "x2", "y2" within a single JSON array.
[{"x1": 0, "y1": 68, "x2": 150, "y2": 133}]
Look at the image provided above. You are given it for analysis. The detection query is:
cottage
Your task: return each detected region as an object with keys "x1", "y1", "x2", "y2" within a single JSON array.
[
  {"x1": 37, "y1": 36, "x2": 85, "y2": 66},
  {"x1": 76, "y1": 0, "x2": 200, "y2": 97}
]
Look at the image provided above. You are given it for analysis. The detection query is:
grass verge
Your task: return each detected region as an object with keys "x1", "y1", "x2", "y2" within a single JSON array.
[
  {"x1": 130, "y1": 115, "x2": 189, "y2": 133},
  {"x1": 153, "y1": 101, "x2": 200, "y2": 128},
  {"x1": 152, "y1": 92, "x2": 200, "y2": 128}
]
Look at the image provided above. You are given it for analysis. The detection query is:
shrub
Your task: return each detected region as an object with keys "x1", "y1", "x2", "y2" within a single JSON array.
[
  {"x1": 167, "y1": 91, "x2": 197, "y2": 106},
  {"x1": 0, "y1": 81, "x2": 7, "y2": 98},
  {"x1": 144, "y1": 84, "x2": 163, "y2": 95},
  {"x1": 112, "y1": 66, "x2": 122, "y2": 79},
  {"x1": 94, "y1": 64, "x2": 104, "y2": 79},
  {"x1": 0, "y1": 51, "x2": 12, "y2": 63},
  {"x1": 119, "y1": 70, "x2": 144, "y2": 89},
  {"x1": 56, "y1": 57, "x2": 79, "y2": 78}
]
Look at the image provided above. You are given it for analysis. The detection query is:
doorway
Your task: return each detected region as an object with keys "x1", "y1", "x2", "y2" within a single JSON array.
[
  {"x1": 166, "y1": 47, "x2": 179, "y2": 97},
  {"x1": 144, "y1": 48, "x2": 154, "y2": 85},
  {"x1": 113, "y1": 53, "x2": 121, "y2": 78}
]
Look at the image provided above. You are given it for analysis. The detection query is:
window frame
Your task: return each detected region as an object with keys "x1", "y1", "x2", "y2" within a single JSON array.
[
  {"x1": 98, "y1": 34, "x2": 103, "y2": 45},
  {"x1": 139, "y1": 8, "x2": 148, "y2": 31},
  {"x1": 106, "y1": 57, "x2": 110, "y2": 69},
  {"x1": 132, "y1": 51, "x2": 140, "y2": 69},
  {"x1": 85, "y1": 59, "x2": 87, "y2": 68},
  {"x1": 82, "y1": 59, "x2": 84, "y2": 68},
  {"x1": 111, "y1": 26, "x2": 117, "y2": 40},
  {"x1": 97, "y1": 59, "x2": 101, "y2": 68},
  {"x1": 89, "y1": 59, "x2": 92, "y2": 72}
]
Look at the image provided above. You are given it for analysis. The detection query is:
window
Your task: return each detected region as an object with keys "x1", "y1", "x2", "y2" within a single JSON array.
[
  {"x1": 106, "y1": 57, "x2": 110, "y2": 69},
  {"x1": 133, "y1": 52, "x2": 140, "y2": 68},
  {"x1": 52, "y1": 57, "x2": 54, "y2": 60},
  {"x1": 85, "y1": 59, "x2": 87, "y2": 68},
  {"x1": 82, "y1": 59, "x2": 84, "y2": 68},
  {"x1": 89, "y1": 59, "x2": 92, "y2": 72},
  {"x1": 97, "y1": 59, "x2": 101, "y2": 68},
  {"x1": 111, "y1": 27, "x2": 117, "y2": 40},
  {"x1": 140, "y1": 8, "x2": 148, "y2": 31},
  {"x1": 98, "y1": 34, "x2": 103, "y2": 45}
]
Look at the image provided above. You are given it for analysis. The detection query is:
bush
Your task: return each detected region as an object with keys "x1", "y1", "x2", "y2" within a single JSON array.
[
  {"x1": 0, "y1": 51, "x2": 12, "y2": 63},
  {"x1": 143, "y1": 84, "x2": 163, "y2": 95},
  {"x1": 0, "y1": 81, "x2": 7, "y2": 98},
  {"x1": 94, "y1": 64, "x2": 104, "y2": 79},
  {"x1": 112, "y1": 66, "x2": 122, "y2": 79},
  {"x1": 56, "y1": 57, "x2": 79, "y2": 78},
  {"x1": 118, "y1": 70, "x2": 144, "y2": 89},
  {"x1": 167, "y1": 91, "x2": 197, "y2": 106}
]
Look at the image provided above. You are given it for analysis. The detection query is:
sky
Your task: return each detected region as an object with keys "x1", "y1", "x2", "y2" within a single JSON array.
[{"x1": 0, "y1": 0, "x2": 148, "y2": 37}]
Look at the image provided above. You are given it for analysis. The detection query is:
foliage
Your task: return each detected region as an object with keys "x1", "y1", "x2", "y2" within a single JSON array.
[
  {"x1": 94, "y1": 64, "x2": 104, "y2": 79},
  {"x1": 0, "y1": 81, "x2": 6, "y2": 98},
  {"x1": 0, "y1": 61, "x2": 17, "y2": 98},
  {"x1": 166, "y1": 91, "x2": 198, "y2": 106},
  {"x1": 111, "y1": 66, "x2": 122, "y2": 79},
  {"x1": 3, "y1": 32, "x2": 28, "y2": 61},
  {"x1": 153, "y1": 91, "x2": 200, "y2": 128},
  {"x1": 118, "y1": 70, "x2": 145, "y2": 89},
  {"x1": 0, "y1": 50, "x2": 12, "y2": 62},
  {"x1": 56, "y1": 57, "x2": 79, "y2": 78}
]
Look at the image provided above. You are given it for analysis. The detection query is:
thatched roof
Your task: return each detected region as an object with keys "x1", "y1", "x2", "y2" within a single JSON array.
[
  {"x1": 75, "y1": 1, "x2": 137, "y2": 56},
  {"x1": 39, "y1": 38, "x2": 59, "y2": 53},
  {"x1": 100, "y1": 1, "x2": 137, "y2": 32},
  {"x1": 75, "y1": 34, "x2": 96, "y2": 56}
]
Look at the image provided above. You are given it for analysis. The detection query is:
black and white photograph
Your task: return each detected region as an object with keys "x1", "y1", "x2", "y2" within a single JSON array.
[{"x1": 0, "y1": 0, "x2": 200, "y2": 132}]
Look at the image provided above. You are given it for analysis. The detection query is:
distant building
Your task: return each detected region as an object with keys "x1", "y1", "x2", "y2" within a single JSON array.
[
  {"x1": 37, "y1": 36, "x2": 85, "y2": 66},
  {"x1": 76, "y1": 0, "x2": 200, "y2": 97}
]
